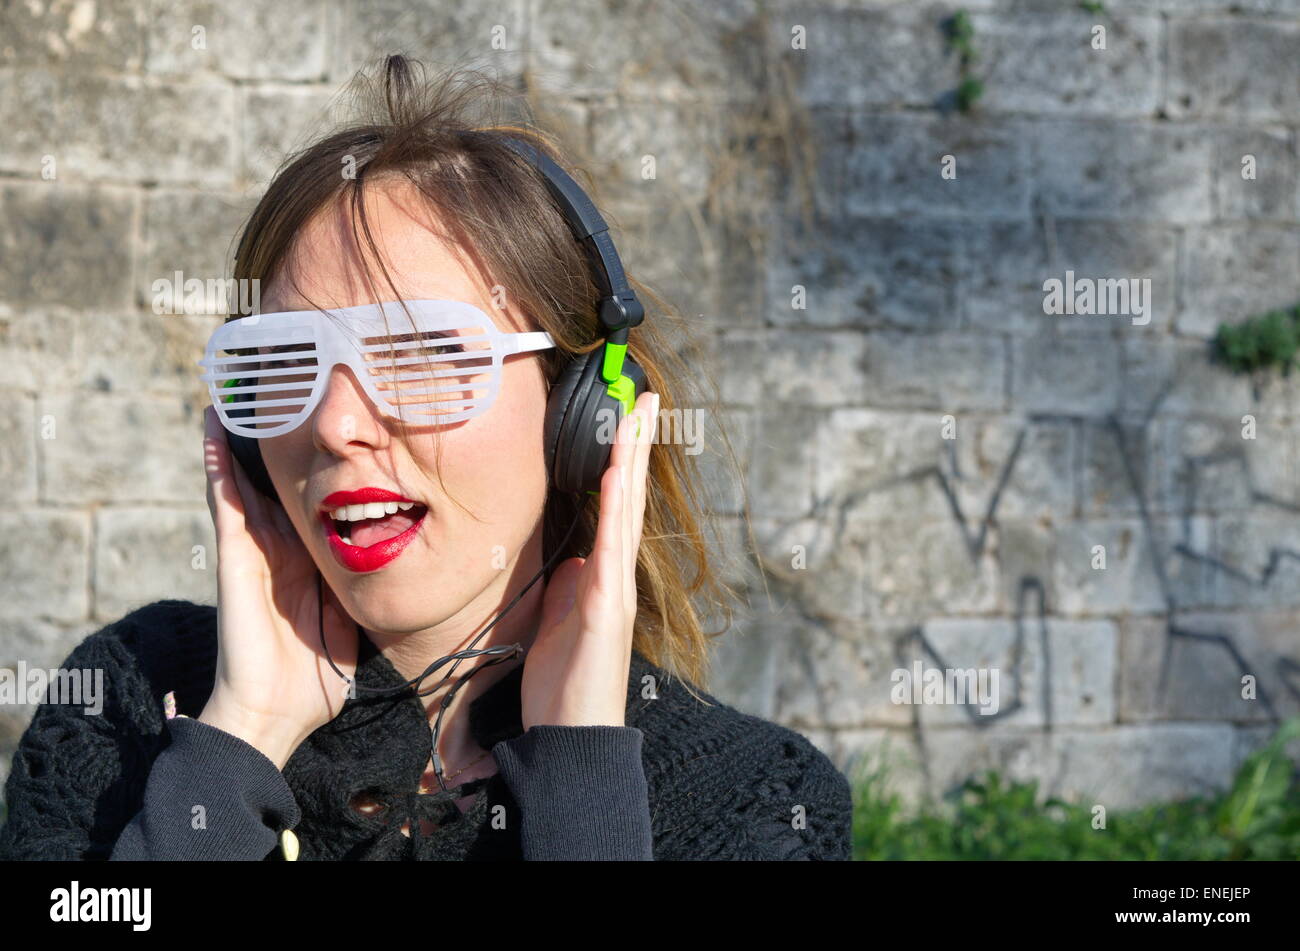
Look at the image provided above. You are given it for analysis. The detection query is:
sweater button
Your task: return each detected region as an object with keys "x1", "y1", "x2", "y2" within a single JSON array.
[{"x1": 280, "y1": 829, "x2": 300, "y2": 862}]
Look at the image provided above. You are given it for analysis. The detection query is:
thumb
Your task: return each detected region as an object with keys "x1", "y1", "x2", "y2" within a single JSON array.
[{"x1": 539, "y1": 557, "x2": 584, "y2": 631}]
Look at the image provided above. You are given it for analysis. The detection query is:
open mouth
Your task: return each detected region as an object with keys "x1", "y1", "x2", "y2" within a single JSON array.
[
  {"x1": 324, "y1": 501, "x2": 429, "y2": 548},
  {"x1": 318, "y1": 495, "x2": 429, "y2": 572}
]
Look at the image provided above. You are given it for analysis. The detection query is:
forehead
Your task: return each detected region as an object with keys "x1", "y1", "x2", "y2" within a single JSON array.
[{"x1": 259, "y1": 177, "x2": 528, "y2": 334}]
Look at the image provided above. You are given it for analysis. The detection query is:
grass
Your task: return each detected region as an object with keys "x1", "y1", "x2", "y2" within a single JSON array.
[{"x1": 852, "y1": 718, "x2": 1300, "y2": 860}]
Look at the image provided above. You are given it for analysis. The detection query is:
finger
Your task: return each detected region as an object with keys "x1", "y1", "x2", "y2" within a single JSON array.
[
  {"x1": 587, "y1": 460, "x2": 625, "y2": 612},
  {"x1": 630, "y1": 392, "x2": 657, "y2": 558},
  {"x1": 621, "y1": 429, "x2": 633, "y2": 622},
  {"x1": 227, "y1": 435, "x2": 271, "y2": 536},
  {"x1": 204, "y1": 406, "x2": 248, "y2": 541}
]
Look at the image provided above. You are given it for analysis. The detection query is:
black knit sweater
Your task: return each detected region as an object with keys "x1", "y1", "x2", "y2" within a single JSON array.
[{"x1": 0, "y1": 600, "x2": 853, "y2": 860}]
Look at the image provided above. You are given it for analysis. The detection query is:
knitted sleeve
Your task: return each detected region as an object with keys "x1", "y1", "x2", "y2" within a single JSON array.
[
  {"x1": 0, "y1": 601, "x2": 296, "y2": 861},
  {"x1": 717, "y1": 731, "x2": 855, "y2": 861},
  {"x1": 491, "y1": 724, "x2": 654, "y2": 860},
  {"x1": 0, "y1": 613, "x2": 169, "y2": 860}
]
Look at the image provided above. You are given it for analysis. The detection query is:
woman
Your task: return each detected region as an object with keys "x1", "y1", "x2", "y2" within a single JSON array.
[{"x1": 0, "y1": 57, "x2": 852, "y2": 861}]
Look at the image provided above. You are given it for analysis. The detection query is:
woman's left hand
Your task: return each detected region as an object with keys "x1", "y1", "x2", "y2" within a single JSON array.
[{"x1": 521, "y1": 390, "x2": 659, "y2": 730}]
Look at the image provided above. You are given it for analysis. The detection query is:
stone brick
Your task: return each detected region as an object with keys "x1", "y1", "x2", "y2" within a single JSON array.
[
  {"x1": 0, "y1": 391, "x2": 38, "y2": 502},
  {"x1": 860, "y1": 332, "x2": 1006, "y2": 412},
  {"x1": 868, "y1": 518, "x2": 999, "y2": 619},
  {"x1": 916, "y1": 727, "x2": 1047, "y2": 800},
  {"x1": 969, "y1": 13, "x2": 1161, "y2": 117},
  {"x1": 1118, "y1": 613, "x2": 1297, "y2": 724},
  {"x1": 93, "y1": 508, "x2": 216, "y2": 623},
  {"x1": 748, "y1": 404, "x2": 823, "y2": 517},
  {"x1": 66, "y1": 311, "x2": 216, "y2": 402},
  {"x1": 241, "y1": 88, "x2": 339, "y2": 188},
  {"x1": 767, "y1": 215, "x2": 963, "y2": 332},
  {"x1": 813, "y1": 409, "x2": 952, "y2": 523},
  {"x1": 0, "y1": 616, "x2": 97, "y2": 676},
  {"x1": 0, "y1": 305, "x2": 74, "y2": 391},
  {"x1": 964, "y1": 219, "x2": 1179, "y2": 336},
  {"x1": 0, "y1": 69, "x2": 236, "y2": 186},
  {"x1": 1053, "y1": 724, "x2": 1238, "y2": 808},
  {"x1": 1147, "y1": 416, "x2": 1295, "y2": 518},
  {"x1": 917, "y1": 616, "x2": 1117, "y2": 728},
  {"x1": 1160, "y1": 516, "x2": 1219, "y2": 611},
  {"x1": 1080, "y1": 418, "x2": 1148, "y2": 517},
  {"x1": 1010, "y1": 331, "x2": 1121, "y2": 415},
  {"x1": 750, "y1": 513, "x2": 871, "y2": 621},
  {"x1": 139, "y1": 191, "x2": 255, "y2": 314},
  {"x1": 0, "y1": 185, "x2": 134, "y2": 311},
  {"x1": 529, "y1": 0, "x2": 763, "y2": 102},
  {"x1": 995, "y1": 520, "x2": 1057, "y2": 613},
  {"x1": 601, "y1": 179, "x2": 765, "y2": 334},
  {"x1": 1031, "y1": 119, "x2": 1214, "y2": 224},
  {"x1": 1052, "y1": 518, "x2": 1167, "y2": 614},
  {"x1": 700, "y1": 327, "x2": 766, "y2": 406},
  {"x1": 1208, "y1": 515, "x2": 1300, "y2": 611},
  {"x1": 0, "y1": 0, "x2": 146, "y2": 70},
  {"x1": 1211, "y1": 125, "x2": 1298, "y2": 223},
  {"x1": 695, "y1": 405, "x2": 752, "y2": 516},
  {"x1": 1168, "y1": 18, "x2": 1300, "y2": 122},
  {"x1": 589, "y1": 102, "x2": 728, "y2": 207},
  {"x1": 844, "y1": 113, "x2": 1033, "y2": 219},
  {"x1": 771, "y1": 619, "x2": 914, "y2": 730},
  {"x1": 146, "y1": 0, "x2": 332, "y2": 81},
  {"x1": 755, "y1": 329, "x2": 870, "y2": 408},
  {"x1": 0, "y1": 510, "x2": 89, "y2": 622},
  {"x1": 769, "y1": 4, "x2": 958, "y2": 109},
  {"x1": 38, "y1": 393, "x2": 204, "y2": 504},
  {"x1": 1176, "y1": 225, "x2": 1300, "y2": 338},
  {"x1": 949, "y1": 418, "x2": 1076, "y2": 521}
]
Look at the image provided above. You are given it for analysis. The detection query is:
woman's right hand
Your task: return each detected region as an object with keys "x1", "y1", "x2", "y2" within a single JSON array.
[{"x1": 198, "y1": 405, "x2": 359, "y2": 770}]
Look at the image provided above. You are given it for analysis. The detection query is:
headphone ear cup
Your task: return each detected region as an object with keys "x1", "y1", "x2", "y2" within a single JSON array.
[
  {"x1": 226, "y1": 430, "x2": 281, "y2": 505},
  {"x1": 223, "y1": 383, "x2": 282, "y2": 505},
  {"x1": 545, "y1": 349, "x2": 649, "y2": 494}
]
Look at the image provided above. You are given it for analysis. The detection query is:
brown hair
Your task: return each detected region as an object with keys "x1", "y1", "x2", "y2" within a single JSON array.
[{"x1": 229, "y1": 56, "x2": 744, "y2": 694}]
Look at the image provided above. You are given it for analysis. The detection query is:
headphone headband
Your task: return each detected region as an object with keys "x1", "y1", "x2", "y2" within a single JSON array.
[{"x1": 485, "y1": 131, "x2": 645, "y2": 344}]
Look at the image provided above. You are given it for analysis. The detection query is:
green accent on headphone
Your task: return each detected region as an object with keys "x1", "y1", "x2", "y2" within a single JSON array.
[
  {"x1": 599, "y1": 341, "x2": 635, "y2": 416},
  {"x1": 221, "y1": 377, "x2": 240, "y2": 403}
]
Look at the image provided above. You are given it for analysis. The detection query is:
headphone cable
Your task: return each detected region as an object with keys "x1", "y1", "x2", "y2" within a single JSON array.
[{"x1": 316, "y1": 501, "x2": 586, "y2": 792}]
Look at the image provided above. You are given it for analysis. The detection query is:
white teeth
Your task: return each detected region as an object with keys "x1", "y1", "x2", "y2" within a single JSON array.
[{"x1": 329, "y1": 500, "x2": 421, "y2": 522}]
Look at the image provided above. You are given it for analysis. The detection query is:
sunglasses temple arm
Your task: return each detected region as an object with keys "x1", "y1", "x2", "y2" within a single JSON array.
[{"x1": 501, "y1": 331, "x2": 556, "y2": 355}]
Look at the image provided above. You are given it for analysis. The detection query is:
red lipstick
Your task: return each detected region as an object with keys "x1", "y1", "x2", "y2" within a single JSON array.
[{"x1": 319, "y1": 487, "x2": 427, "y2": 573}]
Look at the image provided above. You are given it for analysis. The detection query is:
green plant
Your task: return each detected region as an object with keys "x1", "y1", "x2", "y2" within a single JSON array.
[
  {"x1": 1215, "y1": 305, "x2": 1300, "y2": 375},
  {"x1": 1078, "y1": 1, "x2": 1107, "y2": 14},
  {"x1": 852, "y1": 717, "x2": 1300, "y2": 860},
  {"x1": 944, "y1": 11, "x2": 983, "y2": 114}
]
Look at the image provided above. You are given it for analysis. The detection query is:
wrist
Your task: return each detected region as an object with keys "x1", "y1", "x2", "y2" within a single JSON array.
[{"x1": 198, "y1": 696, "x2": 301, "y2": 771}]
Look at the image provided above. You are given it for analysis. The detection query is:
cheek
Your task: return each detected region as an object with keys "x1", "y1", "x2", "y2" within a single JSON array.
[{"x1": 433, "y1": 362, "x2": 550, "y2": 507}]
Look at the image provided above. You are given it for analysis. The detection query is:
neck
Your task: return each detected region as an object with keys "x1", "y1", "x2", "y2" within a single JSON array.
[{"x1": 361, "y1": 526, "x2": 547, "y2": 772}]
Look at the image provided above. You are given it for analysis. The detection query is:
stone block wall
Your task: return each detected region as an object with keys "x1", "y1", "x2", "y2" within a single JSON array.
[{"x1": 2, "y1": 0, "x2": 1299, "y2": 813}]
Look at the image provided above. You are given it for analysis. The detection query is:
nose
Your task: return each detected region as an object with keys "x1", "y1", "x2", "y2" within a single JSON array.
[{"x1": 310, "y1": 362, "x2": 389, "y2": 458}]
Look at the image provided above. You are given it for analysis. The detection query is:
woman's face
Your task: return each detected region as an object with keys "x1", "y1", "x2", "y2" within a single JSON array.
[{"x1": 257, "y1": 179, "x2": 553, "y2": 639}]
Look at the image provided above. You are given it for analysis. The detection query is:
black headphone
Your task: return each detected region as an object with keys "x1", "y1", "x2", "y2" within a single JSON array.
[{"x1": 222, "y1": 131, "x2": 649, "y2": 503}]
